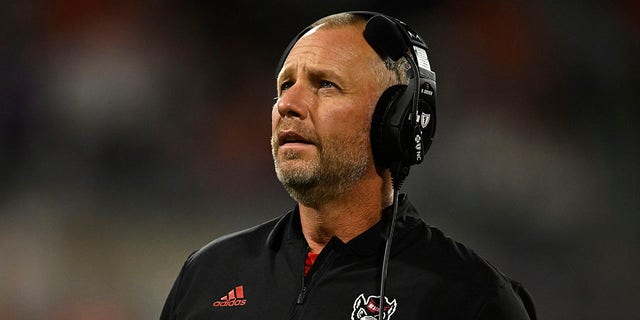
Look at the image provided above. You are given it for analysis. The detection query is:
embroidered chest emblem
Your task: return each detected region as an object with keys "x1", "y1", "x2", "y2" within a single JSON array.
[
  {"x1": 351, "y1": 294, "x2": 397, "y2": 320},
  {"x1": 212, "y1": 285, "x2": 247, "y2": 307}
]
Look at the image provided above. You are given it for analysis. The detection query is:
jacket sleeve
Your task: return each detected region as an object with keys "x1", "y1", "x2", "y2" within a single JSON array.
[
  {"x1": 159, "y1": 251, "x2": 197, "y2": 320},
  {"x1": 476, "y1": 281, "x2": 537, "y2": 320},
  {"x1": 159, "y1": 266, "x2": 184, "y2": 320}
]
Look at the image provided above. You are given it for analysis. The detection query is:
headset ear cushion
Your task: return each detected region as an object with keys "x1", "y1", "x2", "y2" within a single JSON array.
[{"x1": 370, "y1": 84, "x2": 407, "y2": 168}]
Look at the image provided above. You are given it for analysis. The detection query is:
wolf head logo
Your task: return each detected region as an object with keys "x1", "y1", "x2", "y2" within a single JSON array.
[{"x1": 351, "y1": 294, "x2": 397, "y2": 320}]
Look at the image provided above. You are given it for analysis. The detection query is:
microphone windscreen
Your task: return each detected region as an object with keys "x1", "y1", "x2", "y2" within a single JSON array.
[{"x1": 363, "y1": 15, "x2": 408, "y2": 61}]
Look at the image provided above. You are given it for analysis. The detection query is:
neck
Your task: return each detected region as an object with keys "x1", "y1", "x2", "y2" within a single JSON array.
[{"x1": 299, "y1": 170, "x2": 392, "y2": 253}]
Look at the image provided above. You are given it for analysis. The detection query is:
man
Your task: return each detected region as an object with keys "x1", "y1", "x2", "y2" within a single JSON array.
[{"x1": 160, "y1": 11, "x2": 537, "y2": 320}]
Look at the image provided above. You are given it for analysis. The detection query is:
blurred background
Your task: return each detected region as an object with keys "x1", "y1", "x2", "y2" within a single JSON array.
[{"x1": 1, "y1": 1, "x2": 638, "y2": 319}]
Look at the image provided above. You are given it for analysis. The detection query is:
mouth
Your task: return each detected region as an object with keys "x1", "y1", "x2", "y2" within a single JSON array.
[{"x1": 277, "y1": 130, "x2": 313, "y2": 146}]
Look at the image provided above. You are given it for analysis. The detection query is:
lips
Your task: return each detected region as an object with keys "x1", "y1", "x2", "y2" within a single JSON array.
[{"x1": 278, "y1": 131, "x2": 312, "y2": 146}]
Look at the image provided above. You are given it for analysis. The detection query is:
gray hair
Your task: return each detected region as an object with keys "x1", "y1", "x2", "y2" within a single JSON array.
[{"x1": 310, "y1": 12, "x2": 410, "y2": 89}]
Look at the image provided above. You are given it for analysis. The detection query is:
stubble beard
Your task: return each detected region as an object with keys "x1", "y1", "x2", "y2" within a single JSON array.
[{"x1": 271, "y1": 130, "x2": 370, "y2": 207}]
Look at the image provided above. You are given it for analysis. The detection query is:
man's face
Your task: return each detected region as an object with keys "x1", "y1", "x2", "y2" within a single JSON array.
[{"x1": 271, "y1": 24, "x2": 383, "y2": 206}]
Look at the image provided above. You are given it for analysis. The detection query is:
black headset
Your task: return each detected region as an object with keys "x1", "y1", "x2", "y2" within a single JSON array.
[{"x1": 274, "y1": 11, "x2": 437, "y2": 187}]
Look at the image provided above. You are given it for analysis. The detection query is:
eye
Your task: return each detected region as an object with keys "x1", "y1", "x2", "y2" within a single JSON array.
[
  {"x1": 280, "y1": 81, "x2": 293, "y2": 92},
  {"x1": 320, "y1": 80, "x2": 333, "y2": 88},
  {"x1": 319, "y1": 80, "x2": 337, "y2": 89}
]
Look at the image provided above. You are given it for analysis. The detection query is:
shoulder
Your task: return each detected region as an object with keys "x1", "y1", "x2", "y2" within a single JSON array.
[
  {"x1": 398, "y1": 197, "x2": 513, "y2": 287},
  {"x1": 421, "y1": 225, "x2": 505, "y2": 285},
  {"x1": 416, "y1": 224, "x2": 536, "y2": 319},
  {"x1": 398, "y1": 196, "x2": 528, "y2": 301},
  {"x1": 184, "y1": 214, "x2": 284, "y2": 269},
  {"x1": 159, "y1": 213, "x2": 294, "y2": 320}
]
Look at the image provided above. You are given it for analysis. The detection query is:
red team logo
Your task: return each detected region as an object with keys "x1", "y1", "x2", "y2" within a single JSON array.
[{"x1": 212, "y1": 285, "x2": 247, "y2": 307}]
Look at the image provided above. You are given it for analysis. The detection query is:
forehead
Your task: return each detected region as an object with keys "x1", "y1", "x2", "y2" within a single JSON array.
[{"x1": 281, "y1": 24, "x2": 379, "y2": 77}]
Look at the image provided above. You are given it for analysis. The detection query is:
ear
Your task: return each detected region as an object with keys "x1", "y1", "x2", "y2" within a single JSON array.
[
  {"x1": 353, "y1": 293, "x2": 366, "y2": 309},
  {"x1": 386, "y1": 298, "x2": 397, "y2": 318}
]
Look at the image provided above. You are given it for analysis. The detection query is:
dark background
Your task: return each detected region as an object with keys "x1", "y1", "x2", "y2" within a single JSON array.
[{"x1": 1, "y1": 1, "x2": 638, "y2": 319}]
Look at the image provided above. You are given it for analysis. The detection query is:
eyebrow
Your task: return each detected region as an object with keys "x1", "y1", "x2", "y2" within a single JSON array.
[{"x1": 308, "y1": 68, "x2": 342, "y2": 83}]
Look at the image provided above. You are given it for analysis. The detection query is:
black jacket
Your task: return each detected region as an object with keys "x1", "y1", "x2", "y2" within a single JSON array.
[{"x1": 160, "y1": 195, "x2": 536, "y2": 319}]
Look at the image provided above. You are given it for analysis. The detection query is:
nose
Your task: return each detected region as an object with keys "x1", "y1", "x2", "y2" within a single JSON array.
[{"x1": 275, "y1": 82, "x2": 310, "y2": 120}]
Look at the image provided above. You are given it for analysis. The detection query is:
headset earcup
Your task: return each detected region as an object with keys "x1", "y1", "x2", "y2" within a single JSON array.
[{"x1": 370, "y1": 84, "x2": 407, "y2": 168}]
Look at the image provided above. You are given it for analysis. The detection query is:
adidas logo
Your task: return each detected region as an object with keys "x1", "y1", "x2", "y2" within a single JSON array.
[{"x1": 212, "y1": 285, "x2": 247, "y2": 307}]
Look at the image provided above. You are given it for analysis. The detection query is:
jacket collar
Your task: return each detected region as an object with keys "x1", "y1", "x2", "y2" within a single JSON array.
[{"x1": 266, "y1": 193, "x2": 423, "y2": 256}]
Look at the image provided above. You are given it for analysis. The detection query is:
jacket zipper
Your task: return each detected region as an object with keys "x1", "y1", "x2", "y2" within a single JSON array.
[
  {"x1": 296, "y1": 240, "x2": 338, "y2": 305},
  {"x1": 296, "y1": 285, "x2": 307, "y2": 304},
  {"x1": 297, "y1": 245, "x2": 311, "y2": 305},
  {"x1": 288, "y1": 245, "x2": 310, "y2": 319},
  {"x1": 290, "y1": 240, "x2": 338, "y2": 318}
]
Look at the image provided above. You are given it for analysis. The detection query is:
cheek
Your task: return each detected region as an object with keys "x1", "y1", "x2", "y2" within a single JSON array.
[
  {"x1": 271, "y1": 107, "x2": 279, "y2": 132},
  {"x1": 316, "y1": 103, "x2": 372, "y2": 141}
]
